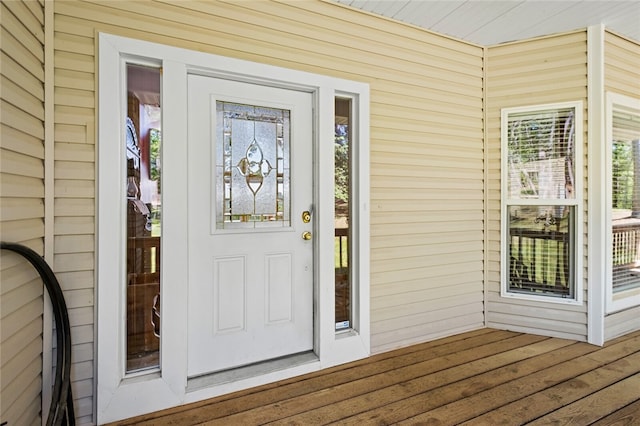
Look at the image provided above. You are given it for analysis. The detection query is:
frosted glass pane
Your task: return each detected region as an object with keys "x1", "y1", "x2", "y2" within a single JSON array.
[{"x1": 216, "y1": 101, "x2": 290, "y2": 228}]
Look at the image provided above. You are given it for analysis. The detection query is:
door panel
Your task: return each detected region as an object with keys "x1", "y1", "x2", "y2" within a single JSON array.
[{"x1": 187, "y1": 75, "x2": 314, "y2": 376}]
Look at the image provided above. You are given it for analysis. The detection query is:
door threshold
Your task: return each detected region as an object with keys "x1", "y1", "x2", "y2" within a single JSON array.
[{"x1": 187, "y1": 351, "x2": 318, "y2": 392}]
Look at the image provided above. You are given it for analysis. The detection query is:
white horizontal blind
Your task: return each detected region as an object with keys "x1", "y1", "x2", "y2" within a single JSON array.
[
  {"x1": 506, "y1": 108, "x2": 576, "y2": 201},
  {"x1": 610, "y1": 104, "x2": 640, "y2": 293}
]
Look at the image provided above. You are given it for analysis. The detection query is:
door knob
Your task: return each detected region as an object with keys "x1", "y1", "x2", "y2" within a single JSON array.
[{"x1": 302, "y1": 231, "x2": 312, "y2": 240}]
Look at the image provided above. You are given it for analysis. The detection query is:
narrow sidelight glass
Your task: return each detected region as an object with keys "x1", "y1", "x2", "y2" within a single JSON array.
[
  {"x1": 125, "y1": 64, "x2": 162, "y2": 372},
  {"x1": 335, "y1": 98, "x2": 352, "y2": 330}
]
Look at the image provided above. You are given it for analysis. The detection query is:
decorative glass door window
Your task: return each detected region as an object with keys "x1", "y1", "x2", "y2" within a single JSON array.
[
  {"x1": 216, "y1": 101, "x2": 290, "y2": 228},
  {"x1": 502, "y1": 102, "x2": 582, "y2": 302}
]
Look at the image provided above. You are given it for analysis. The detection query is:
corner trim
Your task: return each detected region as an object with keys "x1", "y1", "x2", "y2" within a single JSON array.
[{"x1": 587, "y1": 24, "x2": 606, "y2": 346}]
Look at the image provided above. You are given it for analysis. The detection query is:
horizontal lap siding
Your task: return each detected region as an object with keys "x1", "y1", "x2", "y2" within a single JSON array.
[
  {"x1": 53, "y1": 1, "x2": 484, "y2": 420},
  {"x1": 603, "y1": 31, "x2": 640, "y2": 341},
  {"x1": 486, "y1": 32, "x2": 589, "y2": 341},
  {"x1": 52, "y1": 12, "x2": 95, "y2": 423},
  {"x1": 0, "y1": 1, "x2": 45, "y2": 425},
  {"x1": 605, "y1": 32, "x2": 640, "y2": 98}
]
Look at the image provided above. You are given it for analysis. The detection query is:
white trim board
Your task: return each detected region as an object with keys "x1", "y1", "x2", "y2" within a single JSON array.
[
  {"x1": 587, "y1": 24, "x2": 606, "y2": 345},
  {"x1": 97, "y1": 33, "x2": 370, "y2": 423}
]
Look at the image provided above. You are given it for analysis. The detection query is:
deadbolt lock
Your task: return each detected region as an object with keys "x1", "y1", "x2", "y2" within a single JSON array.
[{"x1": 302, "y1": 211, "x2": 311, "y2": 223}]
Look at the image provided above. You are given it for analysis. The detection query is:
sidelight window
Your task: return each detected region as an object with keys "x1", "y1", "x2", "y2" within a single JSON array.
[
  {"x1": 125, "y1": 64, "x2": 162, "y2": 372},
  {"x1": 335, "y1": 97, "x2": 352, "y2": 330}
]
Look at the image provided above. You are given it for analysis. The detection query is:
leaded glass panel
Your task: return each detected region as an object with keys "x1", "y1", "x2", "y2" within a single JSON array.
[{"x1": 216, "y1": 101, "x2": 290, "y2": 228}]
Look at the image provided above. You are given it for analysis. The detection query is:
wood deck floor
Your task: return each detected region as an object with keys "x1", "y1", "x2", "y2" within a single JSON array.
[{"x1": 112, "y1": 328, "x2": 640, "y2": 425}]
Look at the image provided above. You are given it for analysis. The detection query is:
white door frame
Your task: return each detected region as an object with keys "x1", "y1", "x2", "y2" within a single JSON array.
[{"x1": 97, "y1": 33, "x2": 370, "y2": 423}]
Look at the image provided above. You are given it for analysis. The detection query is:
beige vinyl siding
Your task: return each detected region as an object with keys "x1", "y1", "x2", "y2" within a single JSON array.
[
  {"x1": 603, "y1": 31, "x2": 640, "y2": 341},
  {"x1": 604, "y1": 306, "x2": 640, "y2": 341},
  {"x1": 486, "y1": 31, "x2": 589, "y2": 341},
  {"x1": 605, "y1": 31, "x2": 640, "y2": 98},
  {"x1": 52, "y1": 1, "x2": 484, "y2": 420},
  {"x1": 0, "y1": 1, "x2": 45, "y2": 425},
  {"x1": 52, "y1": 8, "x2": 95, "y2": 423}
]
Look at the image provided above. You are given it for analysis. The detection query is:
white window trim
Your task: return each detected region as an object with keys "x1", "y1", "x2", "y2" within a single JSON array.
[
  {"x1": 605, "y1": 92, "x2": 640, "y2": 314},
  {"x1": 97, "y1": 33, "x2": 370, "y2": 423},
  {"x1": 500, "y1": 101, "x2": 584, "y2": 305}
]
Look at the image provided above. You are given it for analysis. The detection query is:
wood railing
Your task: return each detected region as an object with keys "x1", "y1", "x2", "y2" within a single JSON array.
[
  {"x1": 335, "y1": 228, "x2": 349, "y2": 324},
  {"x1": 612, "y1": 222, "x2": 640, "y2": 291},
  {"x1": 335, "y1": 227, "x2": 348, "y2": 270},
  {"x1": 127, "y1": 235, "x2": 161, "y2": 367},
  {"x1": 509, "y1": 228, "x2": 570, "y2": 296},
  {"x1": 612, "y1": 223, "x2": 640, "y2": 267},
  {"x1": 510, "y1": 222, "x2": 640, "y2": 296}
]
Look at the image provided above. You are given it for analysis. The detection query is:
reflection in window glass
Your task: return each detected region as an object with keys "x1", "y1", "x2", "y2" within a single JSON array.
[
  {"x1": 126, "y1": 64, "x2": 161, "y2": 372},
  {"x1": 335, "y1": 98, "x2": 351, "y2": 330},
  {"x1": 506, "y1": 108, "x2": 575, "y2": 201},
  {"x1": 503, "y1": 103, "x2": 580, "y2": 300},
  {"x1": 508, "y1": 205, "x2": 574, "y2": 298},
  {"x1": 611, "y1": 105, "x2": 640, "y2": 294}
]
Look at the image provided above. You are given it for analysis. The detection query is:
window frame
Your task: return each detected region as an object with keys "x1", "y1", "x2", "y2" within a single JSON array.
[
  {"x1": 334, "y1": 95, "x2": 354, "y2": 333},
  {"x1": 606, "y1": 92, "x2": 640, "y2": 313},
  {"x1": 500, "y1": 101, "x2": 584, "y2": 305}
]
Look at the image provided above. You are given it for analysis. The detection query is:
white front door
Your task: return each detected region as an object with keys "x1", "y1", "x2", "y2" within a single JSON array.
[{"x1": 186, "y1": 75, "x2": 314, "y2": 377}]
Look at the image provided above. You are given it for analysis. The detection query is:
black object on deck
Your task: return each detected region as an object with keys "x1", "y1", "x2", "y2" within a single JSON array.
[{"x1": 1, "y1": 242, "x2": 75, "y2": 426}]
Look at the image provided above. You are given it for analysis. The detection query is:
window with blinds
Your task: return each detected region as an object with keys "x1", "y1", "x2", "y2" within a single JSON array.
[
  {"x1": 611, "y1": 102, "x2": 640, "y2": 295},
  {"x1": 502, "y1": 103, "x2": 582, "y2": 302}
]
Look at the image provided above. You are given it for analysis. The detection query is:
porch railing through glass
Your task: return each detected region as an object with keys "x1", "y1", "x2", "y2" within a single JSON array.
[
  {"x1": 612, "y1": 221, "x2": 640, "y2": 292},
  {"x1": 335, "y1": 97, "x2": 351, "y2": 330},
  {"x1": 507, "y1": 205, "x2": 574, "y2": 298},
  {"x1": 126, "y1": 64, "x2": 162, "y2": 372}
]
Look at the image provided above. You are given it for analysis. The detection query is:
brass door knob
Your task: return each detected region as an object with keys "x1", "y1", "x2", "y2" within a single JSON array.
[{"x1": 302, "y1": 231, "x2": 312, "y2": 240}]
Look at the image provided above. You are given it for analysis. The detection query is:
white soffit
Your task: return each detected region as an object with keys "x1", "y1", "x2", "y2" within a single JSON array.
[{"x1": 334, "y1": 0, "x2": 640, "y2": 45}]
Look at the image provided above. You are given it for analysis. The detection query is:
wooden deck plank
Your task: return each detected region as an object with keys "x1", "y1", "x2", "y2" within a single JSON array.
[
  {"x1": 271, "y1": 337, "x2": 576, "y2": 425},
  {"x1": 591, "y1": 398, "x2": 640, "y2": 425},
  {"x1": 116, "y1": 328, "x2": 498, "y2": 424},
  {"x1": 109, "y1": 329, "x2": 640, "y2": 426},
  {"x1": 455, "y1": 336, "x2": 640, "y2": 425},
  {"x1": 120, "y1": 329, "x2": 517, "y2": 425},
  {"x1": 201, "y1": 334, "x2": 547, "y2": 425},
  {"x1": 528, "y1": 373, "x2": 640, "y2": 425},
  {"x1": 339, "y1": 339, "x2": 595, "y2": 425}
]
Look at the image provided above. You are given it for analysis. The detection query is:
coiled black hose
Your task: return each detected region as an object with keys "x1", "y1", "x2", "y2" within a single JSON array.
[{"x1": 1, "y1": 242, "x2": 75, "y2": 426}]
